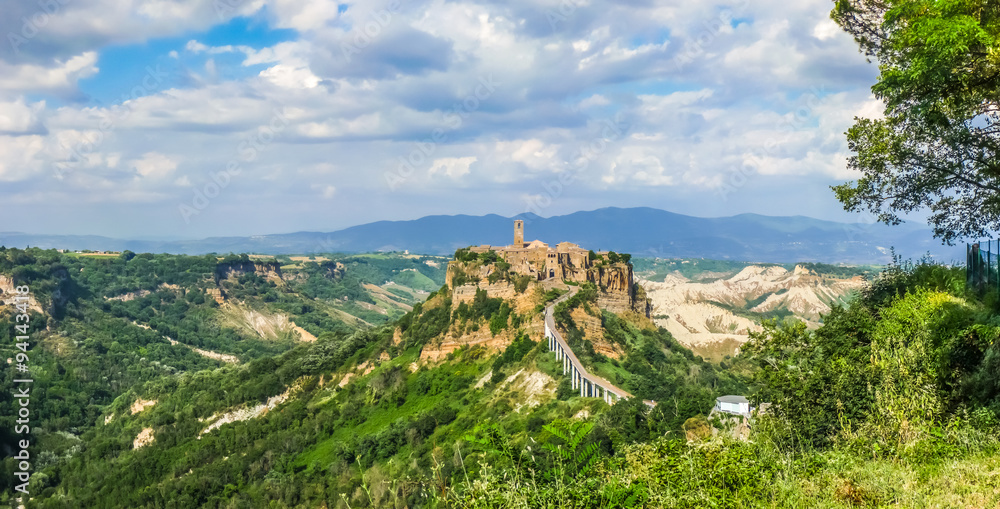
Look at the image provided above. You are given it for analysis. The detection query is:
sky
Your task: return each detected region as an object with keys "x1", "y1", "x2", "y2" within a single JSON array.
[{"x1": 0, "y1": 0, "x2": 885, "y2": 239}]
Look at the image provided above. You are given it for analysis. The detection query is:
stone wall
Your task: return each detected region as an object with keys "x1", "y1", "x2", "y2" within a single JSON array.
[{"x1": 452, "y1": 281, "x2": 518, "y2": 304}]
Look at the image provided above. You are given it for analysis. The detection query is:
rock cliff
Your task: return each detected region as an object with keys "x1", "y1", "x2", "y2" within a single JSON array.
[
  {"x1": 214, "y1": 261, "x2": 283, "y2": 284},
  {"x1": 586, "y1": 263, "x2": 650, "y2": 316},
  {"x1": 447, "y1": 259, "x2": 650, "y2": 318},
  {"x1": 0, "y1": 275, "x2": 44, "y2": 313}
]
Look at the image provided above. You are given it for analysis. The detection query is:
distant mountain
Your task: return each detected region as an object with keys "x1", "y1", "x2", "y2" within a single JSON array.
[{"x1": 0, "y1": 207, "x2": 963, "y2": 263}]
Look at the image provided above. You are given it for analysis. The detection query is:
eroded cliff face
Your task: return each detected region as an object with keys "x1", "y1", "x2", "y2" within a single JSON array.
[
  {"x1": 446, "y1": 259, "x2": 650, "y2": 317},
  {"x1": 419, "y1": 316, "x2": 546, "y2": 362},
  {"x1": 569, "y1": 306, "x2": 625, "y2": 359},
  {"x1": 587, "y1": 263, "x2": 651, "y2": 317},
  {"x1": 640, "y1": 264, "x2": 866, "y2": 350},
  {"x1": 0, "y1": 267, "x2": 71, "y2": 319},
  {"x1": 215, "y1": 262, "x2": 284, "y2": 284},
  {"x1": 0, "y1": 275, "x2": 44, "y2": 313}
]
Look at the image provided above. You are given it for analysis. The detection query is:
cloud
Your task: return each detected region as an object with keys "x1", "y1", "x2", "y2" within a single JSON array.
[
  {"x1": 130, "y1": 152, "x2": 177, "y2": 178},
  {"x1": 0, "y1": 134, "x2": 45, "y2": 181},
  {"x1": 0, "y1": 52, "x2": 98, "y2": 96},
  {"x1": 0, "y1": 99, "x2": 46, "y2": 135},
  {"x1": 429, "y1": 156, "x2": 477, "y2": 179},
  {"x1": 311, "y1": 184, "x2": 337, "y2": 198},
  {"x1": 0, "y1": 0, "x2": 885, "y2": 237}
]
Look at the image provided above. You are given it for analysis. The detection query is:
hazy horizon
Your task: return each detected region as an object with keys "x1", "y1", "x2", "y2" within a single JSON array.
[{"x1": 0, "y1": 206, "x2": 935, "y2": 242}]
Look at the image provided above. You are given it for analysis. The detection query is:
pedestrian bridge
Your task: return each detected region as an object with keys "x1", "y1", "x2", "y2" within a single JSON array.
[{"x1": 544, "y1": 287, "x2": 655, "y2": 408}]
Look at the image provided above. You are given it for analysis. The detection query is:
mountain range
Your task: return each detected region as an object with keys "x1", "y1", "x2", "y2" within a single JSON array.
[{"x1": 1, "y1": 207, "x2": 963, "y2": 263}]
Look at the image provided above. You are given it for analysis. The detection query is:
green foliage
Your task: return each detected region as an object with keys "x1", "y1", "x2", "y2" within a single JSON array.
[
  {"x1": 831, "y1": 0, "x2": 1000, "y2": 241},
  {"x1": 554, "y1": 282, "x2": 598, "y2": 329},
  {"x1": 860, "y1": 252, "x2": 965, "y2": 309},
  {"x1": 453, "y1": 248, "x2": 478, "y2": 262},
  {"x1": 513, "y1": 274, "x2": 533, "y2": 294},
  {"x1": 488, "y1": 302, "x2": 512, "y2": 334},
  {"x1": 744, "y1": 308, "x2": 878, "y2": 447},
  {"x1": 747, "y1": 259, "x2": 1000, "y2": 454},
  {"x1": 27, "y1": 245, "x2": 1000, "y2": 508},
  {"x1": 399, "y1": 296, "x2": 452, "y2": 348},
  {"x1": 605, "y1": 251, "x2": 632, "y2": 264},
  {"x1": 541, "y1": 420, "x2": 600, "y2": 481},
  {"x1": 490, "y1": 333, "x2": 536, "y2": 383}
]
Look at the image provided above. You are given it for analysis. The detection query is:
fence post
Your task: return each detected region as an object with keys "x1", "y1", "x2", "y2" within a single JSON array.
[
  {"x1": 974, "y1": 243, "x2": 981, "y2": 293},
  {"x1": 968, "y1": 243, "x2": 972, "y2": 289}
]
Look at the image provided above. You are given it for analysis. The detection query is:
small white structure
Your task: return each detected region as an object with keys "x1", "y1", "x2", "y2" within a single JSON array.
[{"x1": 715, "y1": 395, "x2": 751, "y2": 416}]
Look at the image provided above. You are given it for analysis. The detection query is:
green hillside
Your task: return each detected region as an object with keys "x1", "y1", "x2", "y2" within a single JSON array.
[
  {"x1": 0, "y1": 248, "x2": 749, "y2": 507},
  {"x1": 2, "y1": 248, "x2": 998, "y2": 508}
]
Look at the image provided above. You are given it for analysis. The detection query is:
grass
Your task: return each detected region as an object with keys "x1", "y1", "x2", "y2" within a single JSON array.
[
  {"x1": 752, "y1": 448, "x2": 1000, "y2": 508},
  {"x1": 393, "y1": 270, "x2": 440, "y2": 292},
  {"x1": 439, "y1": 427, "x2": 1000, "y2": 508}
]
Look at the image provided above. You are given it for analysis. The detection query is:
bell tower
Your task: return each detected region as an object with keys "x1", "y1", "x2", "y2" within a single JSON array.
[{"x1": 514, "y1": 220, "x2": 524, "y2": 246}]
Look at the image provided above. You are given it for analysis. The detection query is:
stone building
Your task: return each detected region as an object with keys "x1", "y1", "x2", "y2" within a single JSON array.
[{"x1": 469, "y1": 220, "x2": 604, "y2": 282}]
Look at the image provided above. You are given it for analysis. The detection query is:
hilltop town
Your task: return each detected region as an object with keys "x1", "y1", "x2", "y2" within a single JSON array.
[{"x1": 450, "y1": 220, "x2": 651, "y2": 317}]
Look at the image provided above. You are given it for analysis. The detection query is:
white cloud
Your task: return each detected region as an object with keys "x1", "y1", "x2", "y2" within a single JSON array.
[
  {"x1": 0, "y1": 0, "x2": 884, "y2": 236},
  {"x1": 0, "y1": 52, "x2": 98, "y2": 95},
  {"x1": 0, "y1": 135, "x2": 45, "y2": 181},
  {"x1": 265, "y1": 0, "x2": 342, "y2": 32},
  {"x1": 496, "y1": 139, "x2": 559, "y2": 171},
  {"x1": 130, "y1": 152, "x2": 177, "y2": 179},
  {"x1": 578, "y1": 94, "x2": 609, "y2": 109},
  {"x1": 0, "y1": 99, "x2": 44, "y2": 134},
  {"x1": 429, "y1": 156, "x2": 477, "y2": 178},
  {"x1": 312, "y1": 184, "x2": 337, "y2": 198},
  {"x1": 812, "y1": 19, "x2": 841, "y2": 41},
  {"x1": 185, "y1": 40, "x2": 210, "y2": 53},
  {"x1": 259, "y1": 64, "x2": 321, "y2": 89}
]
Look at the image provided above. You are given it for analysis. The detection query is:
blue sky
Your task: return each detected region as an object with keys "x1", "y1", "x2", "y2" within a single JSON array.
[{"x1": 0, "y1": 0, "x2": 885, "y2": 239}]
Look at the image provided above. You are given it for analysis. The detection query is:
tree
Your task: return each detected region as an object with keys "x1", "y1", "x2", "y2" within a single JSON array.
[{"x1": 831, "y1": 0, "x2": 1000, "y2": 243}]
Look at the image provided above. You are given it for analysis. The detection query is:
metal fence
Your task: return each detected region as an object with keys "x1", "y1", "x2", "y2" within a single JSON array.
[{"x1": 967, "y1": 241, "x2": 1000, "y2": 293}]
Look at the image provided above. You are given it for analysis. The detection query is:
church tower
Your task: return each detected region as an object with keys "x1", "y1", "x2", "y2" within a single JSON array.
[{"x1": 513, "y1": 220, "x2": 524, "y2": 246}]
